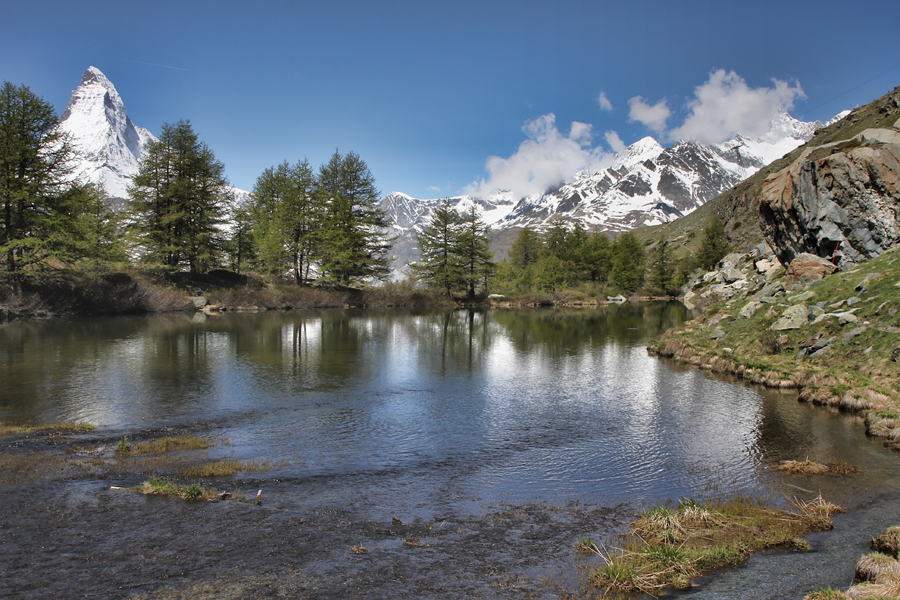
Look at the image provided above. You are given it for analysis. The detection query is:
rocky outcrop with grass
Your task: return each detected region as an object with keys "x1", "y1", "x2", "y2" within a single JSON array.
[
  {"x1": 760, "y1": 121, "x2": 900, "y2": 268},
  {"x1": 649, "y1": 244, "x2": 900, "y2": 448}
]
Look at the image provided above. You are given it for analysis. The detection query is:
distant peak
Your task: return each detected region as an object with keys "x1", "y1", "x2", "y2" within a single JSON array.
[{"x1": 81, "y1": 66, "x2": 111, "y2": 87}]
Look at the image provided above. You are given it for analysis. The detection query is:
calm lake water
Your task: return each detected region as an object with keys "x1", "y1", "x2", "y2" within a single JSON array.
[{"x1": 3, "y1": 303, "x2": 898, "y2": 519}]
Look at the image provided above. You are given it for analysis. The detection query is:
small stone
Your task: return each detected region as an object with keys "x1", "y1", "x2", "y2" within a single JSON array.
[
  {"x1": 864, "y1": 346, "x2": 873, "y2": 354},
  {"x1": 838, "y1": 312, "x2": 860, "y2": 325},
  {"x1": 810, "y1": 345, "x2": 832, "y2": 359},
  {"x1": 842, "y1": 326, "x2": 867, "y2": 346},
  {"x1": 710, "y1": 326, "x2": 726, "y2": 340},
  {"x1": 847, "y1": 297, "x2": 861, "y2": 307}
]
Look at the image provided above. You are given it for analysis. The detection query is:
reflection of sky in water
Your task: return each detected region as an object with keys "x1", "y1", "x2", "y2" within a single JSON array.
[{"x1": 1, "y1": 308, "x2": 890, "y2": 507}]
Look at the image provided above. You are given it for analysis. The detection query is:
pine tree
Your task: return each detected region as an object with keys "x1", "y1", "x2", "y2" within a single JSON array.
[
  {"x1": 127, "y1": 120, "x2": 230, "y2": 273},
  {"x1": 315, "y1": 151, "x2": 392, "y2": 285},
  {"x1": 0, "y1": 81, "x2": 74, "y2": 288},
  {"x1": 648, "y1": 239, "x2": 675, "y2": 295},
  {"x1": 610, "y1": 232, "x2": 646, "y2": 293},
  {"x1": 456, "y1": 205, "x2": 494, "y2": 298},
  {"x1": 250, "y1": 159, "x2": 321, "y2": 283},
  {"x1": 508, "y1": 226, "x2": 542, "y2": 271},
  {"x1": 695, "y1": 215, "x2": 730, "y2": 271},
  {"x1": 582, "y1": 231, "x2": 612, "y2": 283},
  {"x1": 410, "y1": 199, "x2": 465, "y2": 297},
  {"x1": 225, "y1": 203, "x2": 255, "y2": 274}
]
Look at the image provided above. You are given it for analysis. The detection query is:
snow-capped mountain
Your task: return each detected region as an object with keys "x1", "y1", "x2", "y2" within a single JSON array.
[
  {"x1": 382, "y1": 110, "x2": 836, "y2": 269},
  {"x1": 58, "y1": 66, "x2": 157, "y2": 200}
]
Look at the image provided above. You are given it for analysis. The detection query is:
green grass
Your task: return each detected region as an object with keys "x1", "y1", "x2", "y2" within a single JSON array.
[
  {"x1": 590, "y1": 495, "x2": 841, "y2": 596},
  {"x1": 0, "y1": 418, "x2": 96, "y2": 437},
  {"x1": 140, "y1": 476, "x2": 221, "y2": 502}
]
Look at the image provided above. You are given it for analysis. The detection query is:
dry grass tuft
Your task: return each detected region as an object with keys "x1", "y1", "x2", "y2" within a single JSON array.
[
  {"x1": 873, "y1": 527, "x2": 900, "y2": 557},
  {"x1": 177, "y1": 459, "x2": 275, "y2": 478},
  {"x1": 774, "y1": 459, "x2": 859, "y2": 477},
  {"x1": 803, "y1": 590, "x2": 851, "y2": 600},
  {"x1": 855, "y1": 552, "x2": 900, "y2": 584},
  {"x1": 846, "y1": 581, "x2": 900, "y2": 599},
  {"x1": 0, "y1": 419, "x2": 96, "y2": 437},
  {"x1": 590, "y1": 495, "x2": 839, "y2": 596},
  {"x1": 119, "y1": 436, "x2": 211, "y2": 455}
]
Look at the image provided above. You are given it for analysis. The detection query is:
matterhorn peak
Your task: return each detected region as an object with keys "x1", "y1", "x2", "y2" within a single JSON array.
[{"x1": 58, "y1": 66, "x2": 157, "y2": 200}]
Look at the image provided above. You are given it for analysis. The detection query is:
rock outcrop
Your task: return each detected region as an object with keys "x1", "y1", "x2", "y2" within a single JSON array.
[{"x1": 759, "y1": 125, "x2": 900, "y2": 268}]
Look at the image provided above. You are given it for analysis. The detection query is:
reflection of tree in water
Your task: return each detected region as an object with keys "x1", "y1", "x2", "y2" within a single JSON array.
[
  {"x1": 492, "y1": 303, "x2": 686, "y2": 357},
  {"x1": 397, "y1": 309, "x2": 494, "y2": 375}
]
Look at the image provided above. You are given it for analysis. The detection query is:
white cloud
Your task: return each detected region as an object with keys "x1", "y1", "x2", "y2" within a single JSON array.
[
  {"x1": 597, "y1": 91, "x2": 613, "y2": 111},
  {"x1": 426, "y1": 185, "x2": 441, "y2": 192},
  {"x1": 467, "y1": 114, "x2": 616, "y2": 199},
  {"x1": 628, "y1": 96, "x2": 671, "y2": 134},
  {"x1": 604, "y1": 130, "x2": 627, "y2": 155},
  {"x1": 668, "y1": 70, "x2": 805, "y2": 143}
]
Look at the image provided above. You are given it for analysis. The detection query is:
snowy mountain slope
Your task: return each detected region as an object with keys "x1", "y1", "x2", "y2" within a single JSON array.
[
  {"x1": 382, "y1": 110, "x2": 838, "y2": 270},
  {"x1": 58, "y1": 67, "x2": 157, "y2": 200},
  {"x1": 57, "y1": 66, "x2": 251, "y2": 210}
]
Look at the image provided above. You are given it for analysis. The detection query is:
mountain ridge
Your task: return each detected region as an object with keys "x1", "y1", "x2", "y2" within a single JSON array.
[{"x1": 382, "y1": 110, "x2": 837, "y2": 270}]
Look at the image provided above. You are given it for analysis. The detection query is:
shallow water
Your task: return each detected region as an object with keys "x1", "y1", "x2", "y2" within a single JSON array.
[{"x1": 3, "y1": 304, "x2": 900, "y2": 597}]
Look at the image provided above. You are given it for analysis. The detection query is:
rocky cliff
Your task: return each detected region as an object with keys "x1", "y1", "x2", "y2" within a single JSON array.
[
  {"x1": 758, "y1": 87, "x2": 900, "y2": 268},
  {"x1": 760, "y1": 123, "x2": 900, "y2": 268}
]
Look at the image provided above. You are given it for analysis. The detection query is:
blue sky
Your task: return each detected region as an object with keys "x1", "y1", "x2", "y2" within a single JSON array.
[{"x1": 3, "y1": 0, "x2": 900, "y2": 199}]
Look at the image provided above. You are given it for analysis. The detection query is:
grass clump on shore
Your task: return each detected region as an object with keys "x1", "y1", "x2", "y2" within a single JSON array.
[
  {"x1": 140, "y1": 476, "x2": 221, "y2": 502},
  {"x1": 177, "y1": 458, "x2": 275, "y2": 478},
  {"x1": 115, "y1": 435, "x2": 211, "y2": 455},
  {"x1": 773, "y1": 459, "x2": 859, "y2": 477},
  {"x1": 590, "y1": 495, "x2": 841, "y2": 596},
  {"x1": 0, "y1": 418, "x2": 96, "y2": 437}
]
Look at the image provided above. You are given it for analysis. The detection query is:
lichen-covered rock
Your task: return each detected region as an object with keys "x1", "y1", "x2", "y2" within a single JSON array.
[
  {"x1": 773, "y1": 304, "x2": 809, "y2": 330},
  {"x1": 759, "y1": 131, "x2": 900, "y2": 268}
]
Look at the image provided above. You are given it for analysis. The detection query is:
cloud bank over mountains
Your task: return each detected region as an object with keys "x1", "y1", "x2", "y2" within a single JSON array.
[{"x1": 468, "y1": 70, "x2": 807, "y2": 200}]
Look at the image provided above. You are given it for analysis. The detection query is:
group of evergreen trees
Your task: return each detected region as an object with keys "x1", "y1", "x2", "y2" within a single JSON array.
[
  {"x1": 1, "y1": 82, "x2": 124, "y2": 291},
  {"x1": 494, "y1": 223, "x2": 649, "y2": 295},
  {"x1": 242, "y1": 151, "x2": 392, "y2": 285},
  {"x1": 411, "y1": 199, "x2": 494, "y2": 299}
]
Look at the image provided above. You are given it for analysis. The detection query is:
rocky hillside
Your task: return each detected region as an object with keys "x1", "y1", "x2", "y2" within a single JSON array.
[
  {"x1": 635, "y1": 85, "x2": 900, "y2": 261},
  {"x1": 650, "y1": 245, "x2": 900, "y2": 449}
]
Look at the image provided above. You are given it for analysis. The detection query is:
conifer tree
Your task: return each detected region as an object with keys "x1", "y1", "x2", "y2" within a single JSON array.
[
  {"x1": 411, "y1": 198, "x2": 465, "y2": 297},
  {"x1": 315, "y1": 151, "x2": 392, "y2": 284},
  {"x1": 695, "y1": 214, "x2": 730, "y2": 271},
  {"x1": 0, "y1": 81, "x2": 74, "y2": 288},
  {"x1": 610, "y1": 231, "x2": 646, "y2": 293},
  {"x1": 456, "y1": 205, "x2": 494, "y2": 298},
  {"x1": 127, "y1": 120, "x2": 230, "y2": 273},
  {"x1": 648, "y1": 239, "x2": 675, "y2": 295},
  {"x1": 250, "y1": 159, "x2": 321, "y2": 283},
  {"x1": 508, "y1": 226, "x2": 542, "y2": 272}
]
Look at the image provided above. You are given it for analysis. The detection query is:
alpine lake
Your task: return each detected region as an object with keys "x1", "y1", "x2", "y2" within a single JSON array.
[{"x1": 2, "y1": 303, "x2": 899, "y2": 599}]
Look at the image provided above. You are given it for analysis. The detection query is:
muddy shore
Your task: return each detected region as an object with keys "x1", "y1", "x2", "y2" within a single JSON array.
[{"x1": 0, "y1": 426, "x2": 626, "y2": 600}]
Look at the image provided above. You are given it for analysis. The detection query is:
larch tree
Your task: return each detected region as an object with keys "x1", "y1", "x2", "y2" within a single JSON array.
[
  {"x1": 315, "y1": 151, "x2": 392, "y2": 285},
  {"x1": 456, "y1": 205, "x2": 494, "y2": 299},
  {"x1": 411, "y1": 198, "x2": 465, "y2": 298},
  {"x1": 0, "y1": 81, "x2": 74, "y2": 288},
  {"x1": 127, "y1": 120, "x2": 230, "y2": 273},
  {"x1": 250, "y1": 159, "x2": 321, "y2": 284}
]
